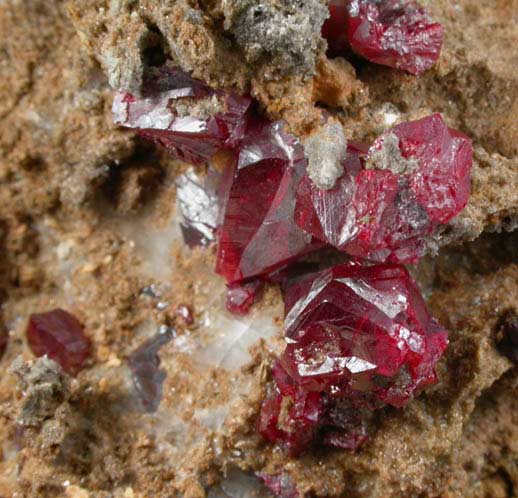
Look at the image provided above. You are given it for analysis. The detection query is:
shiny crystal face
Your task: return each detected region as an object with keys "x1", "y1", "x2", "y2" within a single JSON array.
[
  {"x1": 258, "y1": 262, "x2": 448, "y2": 454},
  {"x1": 322, "y1": 0, "x2": 443, "y2": 75},
  {"x1": 215, "y1": 119, "x2": 320, "y2": 283},
  {"x1": 226, "y1": 279, "x2": 265, "y2": 315},
  {"x1": 113, "y1": 66, "x2": 251, "y2": 165},
  {"x1": 295, "y1": 115, "x2": 472, "y2": 263},
  {"x1": 27, "y1": 309, "x2": 91, "y2": 375},
  {"x1": 176, "y1": 167, "x2": 220, "y2": 247}
]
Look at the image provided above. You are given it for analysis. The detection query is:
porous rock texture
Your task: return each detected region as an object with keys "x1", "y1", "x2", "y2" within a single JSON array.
[{"x1": 0, "y1": 1, "x2": 517, "y2": 498}]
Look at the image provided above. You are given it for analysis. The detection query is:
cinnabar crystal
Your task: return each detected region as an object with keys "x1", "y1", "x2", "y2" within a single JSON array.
[
  {"x1": 113, "y1": 66, "x2": 251, "y2": 165},
  {"x1": 346, "y1": 0, "x2": 444, "y2": 75},
  {"x1": 27, "y1": 309, "x2": 91, "y2": 375}
]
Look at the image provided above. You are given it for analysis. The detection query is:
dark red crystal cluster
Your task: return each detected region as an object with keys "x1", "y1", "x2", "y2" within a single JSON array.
[
  {"x1": 322, "y1": 0, "x2": 444, "y2": 75},
  {"x1": 296, "y1": 115, "x2": 472, "y2": 263},
  {"x1": 258, "y1": 262, "x2": 448, "y2": 454},
  {"x1": 113, "y1": 51, "x2": 471, "y2": 458}
]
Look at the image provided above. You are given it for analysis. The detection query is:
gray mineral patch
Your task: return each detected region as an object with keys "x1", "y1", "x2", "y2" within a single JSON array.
[
  {"x1": 230, "y1": 0, "x2": 328, "y2": 76},
  {"x1": 366, "y1": 132, "x2": 419, "y2": 175},
  {"x1": 303, "y1": 120, "x2": 348, "y2": 190},
  {"x1": 173, "y1": 94, "x2": 227, "y2": 119},
  {"x1": 10, "y1": 356, "x2": 70, "y2": 427}
]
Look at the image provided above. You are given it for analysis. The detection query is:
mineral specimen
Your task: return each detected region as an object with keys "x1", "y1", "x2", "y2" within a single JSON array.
[
  {"x1": 113, "y1": 66, "x2": 251, "y2": 165},
  {"x1": 216, "y1": 119, "x2": 320, "y2": 283},
  {"x1": 27, "y1": 309, "x2": 91, "y2": 375},
  {"x1": 345, "y1": 0, "x2": 444, "y2": 75},
  {"x1": 259, "y1": 261, "x2": 448, "y2": 454},
  {"x1": 295, "y1": 115, "x2": 472, "y2": 263}
]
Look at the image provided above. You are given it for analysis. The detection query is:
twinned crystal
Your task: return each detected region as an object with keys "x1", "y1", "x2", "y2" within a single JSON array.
[
  {"x1": 322, "y1": 0, "x2": 443, "y2": 75},
  {"x1": 27, "y1": 309, "x2": 91, "y2": 375},
  {"x1": 259, "y1": 261, "x2": 448, "y2": 454},
  {"x1": 113, "y1": 66, "x2": 251, "y2": 165},
  {"x1": 295, "y1": 115, "x2": 472, "y2": 263}
]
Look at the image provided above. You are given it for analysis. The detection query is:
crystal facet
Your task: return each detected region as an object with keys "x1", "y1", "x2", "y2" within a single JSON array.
[
  {"x1": 176, "y1": 167, "x2": 220, "y2": 247},
  {"x1": 27, "y1": 309, "x2": 91, "y2": 375},
  {"x1": 295, "y1": 115, "x2": 472, "y2": 263},
  {"x1": 346, "y1": 0, "x2": 444, "y2": 75},
  {"x1": 259, "y1": 261, "x2": 448, "y2": 454},
  {"x1": 226, "y1": 279, "x2": 265, "y2": 315},
  {"x1": 113, "y1": 66, "x2": 251, "y2": 165},
  {"x1": 216, "y1": 119, "x2": 320, "y2": 283}
]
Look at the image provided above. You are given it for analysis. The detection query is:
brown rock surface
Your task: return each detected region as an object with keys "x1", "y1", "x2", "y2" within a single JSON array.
[{"x1": 0, "y1": 1, "x2": 517, "y2": 497}]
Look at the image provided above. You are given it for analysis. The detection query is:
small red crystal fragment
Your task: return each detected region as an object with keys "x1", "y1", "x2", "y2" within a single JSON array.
[
  {"x1": 113, "y1": 66, "x2": 251, "y2": 166},
  {"x1": 295, "y1": 115, "x2": 472, "y2": 263},
  {"x1": 346, "y1": 0, "x2": 444, "y2": 75},
  {"x1": 225, "y1": 279, "x2": 265, "y2": 315},
  {"x1": 27, "y1": 309, "x2": 91, "y2": 375},
  {"x1": 175, "y1": 304, "x2": 194, "y2": 327},
  {"x1": 216, "y1": 119, "x2": 320, "y2": 283},
  {"x1": 258, "y1": 389, "x2": 323, "y2": 456}
]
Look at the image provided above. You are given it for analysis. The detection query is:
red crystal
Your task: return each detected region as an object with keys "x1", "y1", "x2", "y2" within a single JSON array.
[
  {"x1": 216, "y1": 119, "x2": 320, "y2": 283},
  {"x1": 295, "y1": 115, "x2": 472, "y2": 263},
  {"x1": 27, "y1": 309, "x2": 91, "y2": 375},
  {"x1": 113, "y1": 66, "x2": 251, "y2": 166},
  {"x1": 225, "y1": 279, "x2": 265, "y2": 315},
  {"x1": 258, "y1": 389, "x2": 323, "y2": 456},
  {"x1": 346, "y1": 0, "x2": 444, "y2": 75},
  {"x1": 258, "y1": 261, "x2": 448, "y2": 454},
  {"x1": 391, "y1": 113, "x2": 472, "y2": 224},
  {"x1": 281, "y1": 261, "x2": 448, "y2": 405},
  {"x1": 322, "y1": 0, "x2": 350, "y2": 54}
]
